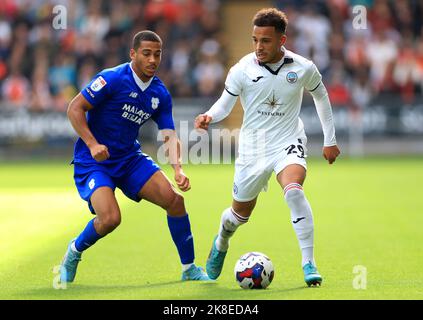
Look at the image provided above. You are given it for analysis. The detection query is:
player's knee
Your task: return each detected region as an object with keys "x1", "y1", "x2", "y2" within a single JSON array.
[
  {"x1": 166, "y1": 192, "x2": 185, "y2": 216},
  {"x1": 100, "y1": 212, "x2": 121, "y2": 232}
]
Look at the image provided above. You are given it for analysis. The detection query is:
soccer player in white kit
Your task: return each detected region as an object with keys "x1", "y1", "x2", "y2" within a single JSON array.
[{"x1": 195, "y1": 8, "x2": 340, "y2": 286}]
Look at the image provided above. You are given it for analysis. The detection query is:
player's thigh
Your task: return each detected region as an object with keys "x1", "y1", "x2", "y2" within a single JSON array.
[
  {"x1": 233, "y1": 157, "x2": 272, "y2": 204},
  {"x1": 276, "y1": 164, "x2": 306, "y2": 188},
  {"x1": 274, "y1": 138, "x2": 308, "y2": 188},
  {"x1": 137, "y1": 170, "x2": 184, "y2": 212},
  {"x1": 90, "y1": 186, "x2": 121, "y2": 222},
  {"x1": 117, "y1": 154, "x2": 161, "y2": 203}
]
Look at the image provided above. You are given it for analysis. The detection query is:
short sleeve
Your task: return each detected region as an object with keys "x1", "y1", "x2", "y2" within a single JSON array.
[
  {"x1": 81, "y1": 70, "x2": 117, "y2": 108},
  {"x1": 152, "y1": 92, "x2": 175, "y2": 130},
  {"x1": 304, "y1": 63, "x2": 322, "y2": 92},
  {"x1": 224, "y1": 63, "x2": 243, "y2": 96}
]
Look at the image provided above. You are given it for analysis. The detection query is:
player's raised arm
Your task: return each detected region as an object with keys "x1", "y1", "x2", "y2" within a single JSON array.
[
  {"x1": 305, "y1": 64, "x2": 341, "y2": 164},
  {"x1": 161, "y1": 129, "x2": 191, "y2": 192},
  {"x1": 67, "y1": 93, "x2": 110, "y2": 162}
]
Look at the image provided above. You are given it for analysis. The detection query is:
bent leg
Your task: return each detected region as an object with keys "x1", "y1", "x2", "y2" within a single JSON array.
[
  {"x1": 214, "y1": 198, "x2": 257, "y2": 252},
  {"x1": 90, "y1": 186, "x2": 121, "y2": 236},
  {"x1": 138, "y1": 171, "x2": 194, "y2": 267},
  {"x1": 206, "y1": 198, "x2": 257, "y2": 280},
  {"x1": 138, "y1": 170, "x2": 186, "y2": 216},
  {"x1": 74, "y1": 186, "x2": 121, "y2": 252}
]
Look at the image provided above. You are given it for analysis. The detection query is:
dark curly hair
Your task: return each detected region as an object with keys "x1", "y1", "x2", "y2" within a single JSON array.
[{"x1": 253, "y1": 8, "x2": 288, "y2": 34}]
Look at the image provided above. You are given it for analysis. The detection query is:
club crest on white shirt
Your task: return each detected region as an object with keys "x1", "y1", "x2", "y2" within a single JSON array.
[
  {"x1": 151, "y1": 97, "x2": 159, "y2": 110},
  {"x1": 286, "y1": 71, "x2": 298, "y2": 83}
]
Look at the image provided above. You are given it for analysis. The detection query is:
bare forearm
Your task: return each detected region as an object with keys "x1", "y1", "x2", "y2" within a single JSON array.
[
  {"x1": 169, "y1": 138, "x2": 182, "y2": 171},
  {"x1": 162, "y1": 130, "x2": 182, "y2": 170}
]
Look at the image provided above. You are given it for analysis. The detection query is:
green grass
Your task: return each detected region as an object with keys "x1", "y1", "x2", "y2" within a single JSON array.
[{"x1": 0, "y1": 157, "x2": 422, "y2": 299}]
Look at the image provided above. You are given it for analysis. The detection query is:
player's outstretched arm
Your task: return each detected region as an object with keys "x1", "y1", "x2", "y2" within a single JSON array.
[
  {"x1": 67, "y1": 93, "x2": 110, "y2": 162},
  {"x1": 194, "y1": 89, "x2": 238, "y2": 131},
  {"x1": 161, "y1": 129, "x2": 191, "y2": 192}
]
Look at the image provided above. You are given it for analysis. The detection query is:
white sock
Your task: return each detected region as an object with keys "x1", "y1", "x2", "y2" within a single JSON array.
[
  {"x1": 284, "y1": 183, "x2": 315, "y2": 267},
  {"x1": 71, "y1": 241, "x2": 81, "y2": 253},
  {"x1": 215, "y1": 207, "x2": 248, "y2": 252},
  {"x1": 301, "y1": 247, "x2": 315, "y2": 267},
  {"x1": 182, "y1": 263, "x2": 194, "y2": 272}
]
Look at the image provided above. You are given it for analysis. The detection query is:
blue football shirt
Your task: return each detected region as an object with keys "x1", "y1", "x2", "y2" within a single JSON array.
[{"x1": 74, "y1": 62, "x2": 175, "y2": 164}]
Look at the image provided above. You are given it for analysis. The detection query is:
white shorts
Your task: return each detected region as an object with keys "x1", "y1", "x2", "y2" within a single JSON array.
[{"x1": 232, "y1": 137, "x2": 308, "y2": 202}]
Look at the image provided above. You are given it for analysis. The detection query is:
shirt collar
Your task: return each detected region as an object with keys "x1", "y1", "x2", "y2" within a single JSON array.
[{"x1": 130, "y1": 62, "x2": 153, "y2": 91}]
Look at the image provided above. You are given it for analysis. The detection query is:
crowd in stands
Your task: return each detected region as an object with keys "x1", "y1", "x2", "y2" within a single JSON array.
[
  {"x1": 275, "y1": 0, "x2": 423, "y2": 109},
  {"x1": 1, "y1": 0, "x2": 423, "y2": 113},
  {"x1": 0, "y1": 0, "x2": 225, "y2": 112}
]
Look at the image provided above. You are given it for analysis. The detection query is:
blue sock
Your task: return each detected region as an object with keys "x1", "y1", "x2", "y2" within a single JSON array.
[
  {"x1": 74, "y1": 219, "x2": 103, "y2": 252},
  {"x1": 167, "y1": 214, "x2": 195, "y2": 265}
]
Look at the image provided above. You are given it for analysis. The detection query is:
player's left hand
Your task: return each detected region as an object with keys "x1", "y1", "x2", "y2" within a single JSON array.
[
  {"x1": 323, "y1": 145, "x2": 341, "y2": 164},
  {"x1": 175, "y1": 169, "x2": 191, "y2": 192}
]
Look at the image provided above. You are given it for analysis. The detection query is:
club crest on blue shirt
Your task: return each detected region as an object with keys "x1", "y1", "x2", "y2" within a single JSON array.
[
  {"x1": 151, "y1": 97, "x2": 160, "y2": 110},
  {"x1": 90, "y1": 76, "x2": 107, "y2": 92},
  {"x1": 286, "y1": 71, "x2": 298, "y2": 84}
]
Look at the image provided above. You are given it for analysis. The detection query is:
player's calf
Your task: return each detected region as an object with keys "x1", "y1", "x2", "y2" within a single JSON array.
[{"x1": 284, "y1": 184, "x2": 315, "y2": 266}]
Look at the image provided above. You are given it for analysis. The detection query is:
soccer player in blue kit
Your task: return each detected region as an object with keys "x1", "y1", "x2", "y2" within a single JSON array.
[{"x1": 60, "y1": 30, "x2": 209, "y2": 283}]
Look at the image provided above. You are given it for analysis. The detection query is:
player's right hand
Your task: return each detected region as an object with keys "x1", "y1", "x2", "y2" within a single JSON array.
[
  {"x1": 194, "y1": 114, "x2": 212, "y2": 131},
  {"x1": 323, "y1": 145, "x2": 340, "y2": 164},
  {"x1": 90, "y1": 144, "x2": 110, "y2": 162},
  {"x1": 174, "y1": 168, "x2": 191, "y2": 192}
]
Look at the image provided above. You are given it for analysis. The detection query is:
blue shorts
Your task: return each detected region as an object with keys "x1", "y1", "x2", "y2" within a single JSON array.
[{"x1": 73, "y1": 153, "x2": 160, "y2": 214}]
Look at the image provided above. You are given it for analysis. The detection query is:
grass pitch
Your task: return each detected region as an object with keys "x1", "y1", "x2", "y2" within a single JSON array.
[{"x1": 0, "y1": 157, "x2": 422, "y2": 300}]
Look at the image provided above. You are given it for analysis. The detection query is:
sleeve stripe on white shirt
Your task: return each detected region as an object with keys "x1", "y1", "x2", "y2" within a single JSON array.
[
  {"x1": 309, "y1": 82, "x2": 321, "y2": 92},
  {"x1": 225, "y1": 86, "x2": 238, "y2": 97}
]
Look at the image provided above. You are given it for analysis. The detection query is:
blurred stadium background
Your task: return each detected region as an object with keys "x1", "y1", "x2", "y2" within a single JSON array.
[
  {"x1": 1, "y1": 0, "x2": 423, "y2": 300},
  {"x1": 0, "y1": 0, "x2": 422, "y2": 160}
]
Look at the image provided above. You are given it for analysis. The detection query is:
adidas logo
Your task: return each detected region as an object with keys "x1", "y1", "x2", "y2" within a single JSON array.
[{"x1": 129, "y1": 92, "x2": 138, "y2": 98}]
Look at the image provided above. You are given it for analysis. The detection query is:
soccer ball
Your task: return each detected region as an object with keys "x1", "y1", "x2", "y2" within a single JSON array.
[{"x1": 234, "y1": 252, "x2": 274, "y2": 289}]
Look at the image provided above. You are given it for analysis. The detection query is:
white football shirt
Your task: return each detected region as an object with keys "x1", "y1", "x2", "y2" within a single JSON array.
[{"x1": 223, "y1": 48, "x2": 328, "y2": 157}]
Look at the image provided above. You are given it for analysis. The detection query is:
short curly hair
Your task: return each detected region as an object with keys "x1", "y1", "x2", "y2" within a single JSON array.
[{"x1": 253, "y1": 8, "x2": 288, "y2": 34}]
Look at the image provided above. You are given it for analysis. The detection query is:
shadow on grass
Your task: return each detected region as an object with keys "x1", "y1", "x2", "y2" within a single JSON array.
[
  {"x1": 17, "y1": 281, "x2": 309, "y2": 300},
  {"x1": 18, "y1": 280, "x2": 218, "y2": 299},
  {"x1": 224, "y1": 285, "x2": 308, "y2": 295}
]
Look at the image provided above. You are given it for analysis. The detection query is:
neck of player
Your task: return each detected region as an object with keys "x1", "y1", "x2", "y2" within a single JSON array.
[{"x1": 268, "y1": 49, "x2": 284, "y2": 64}]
